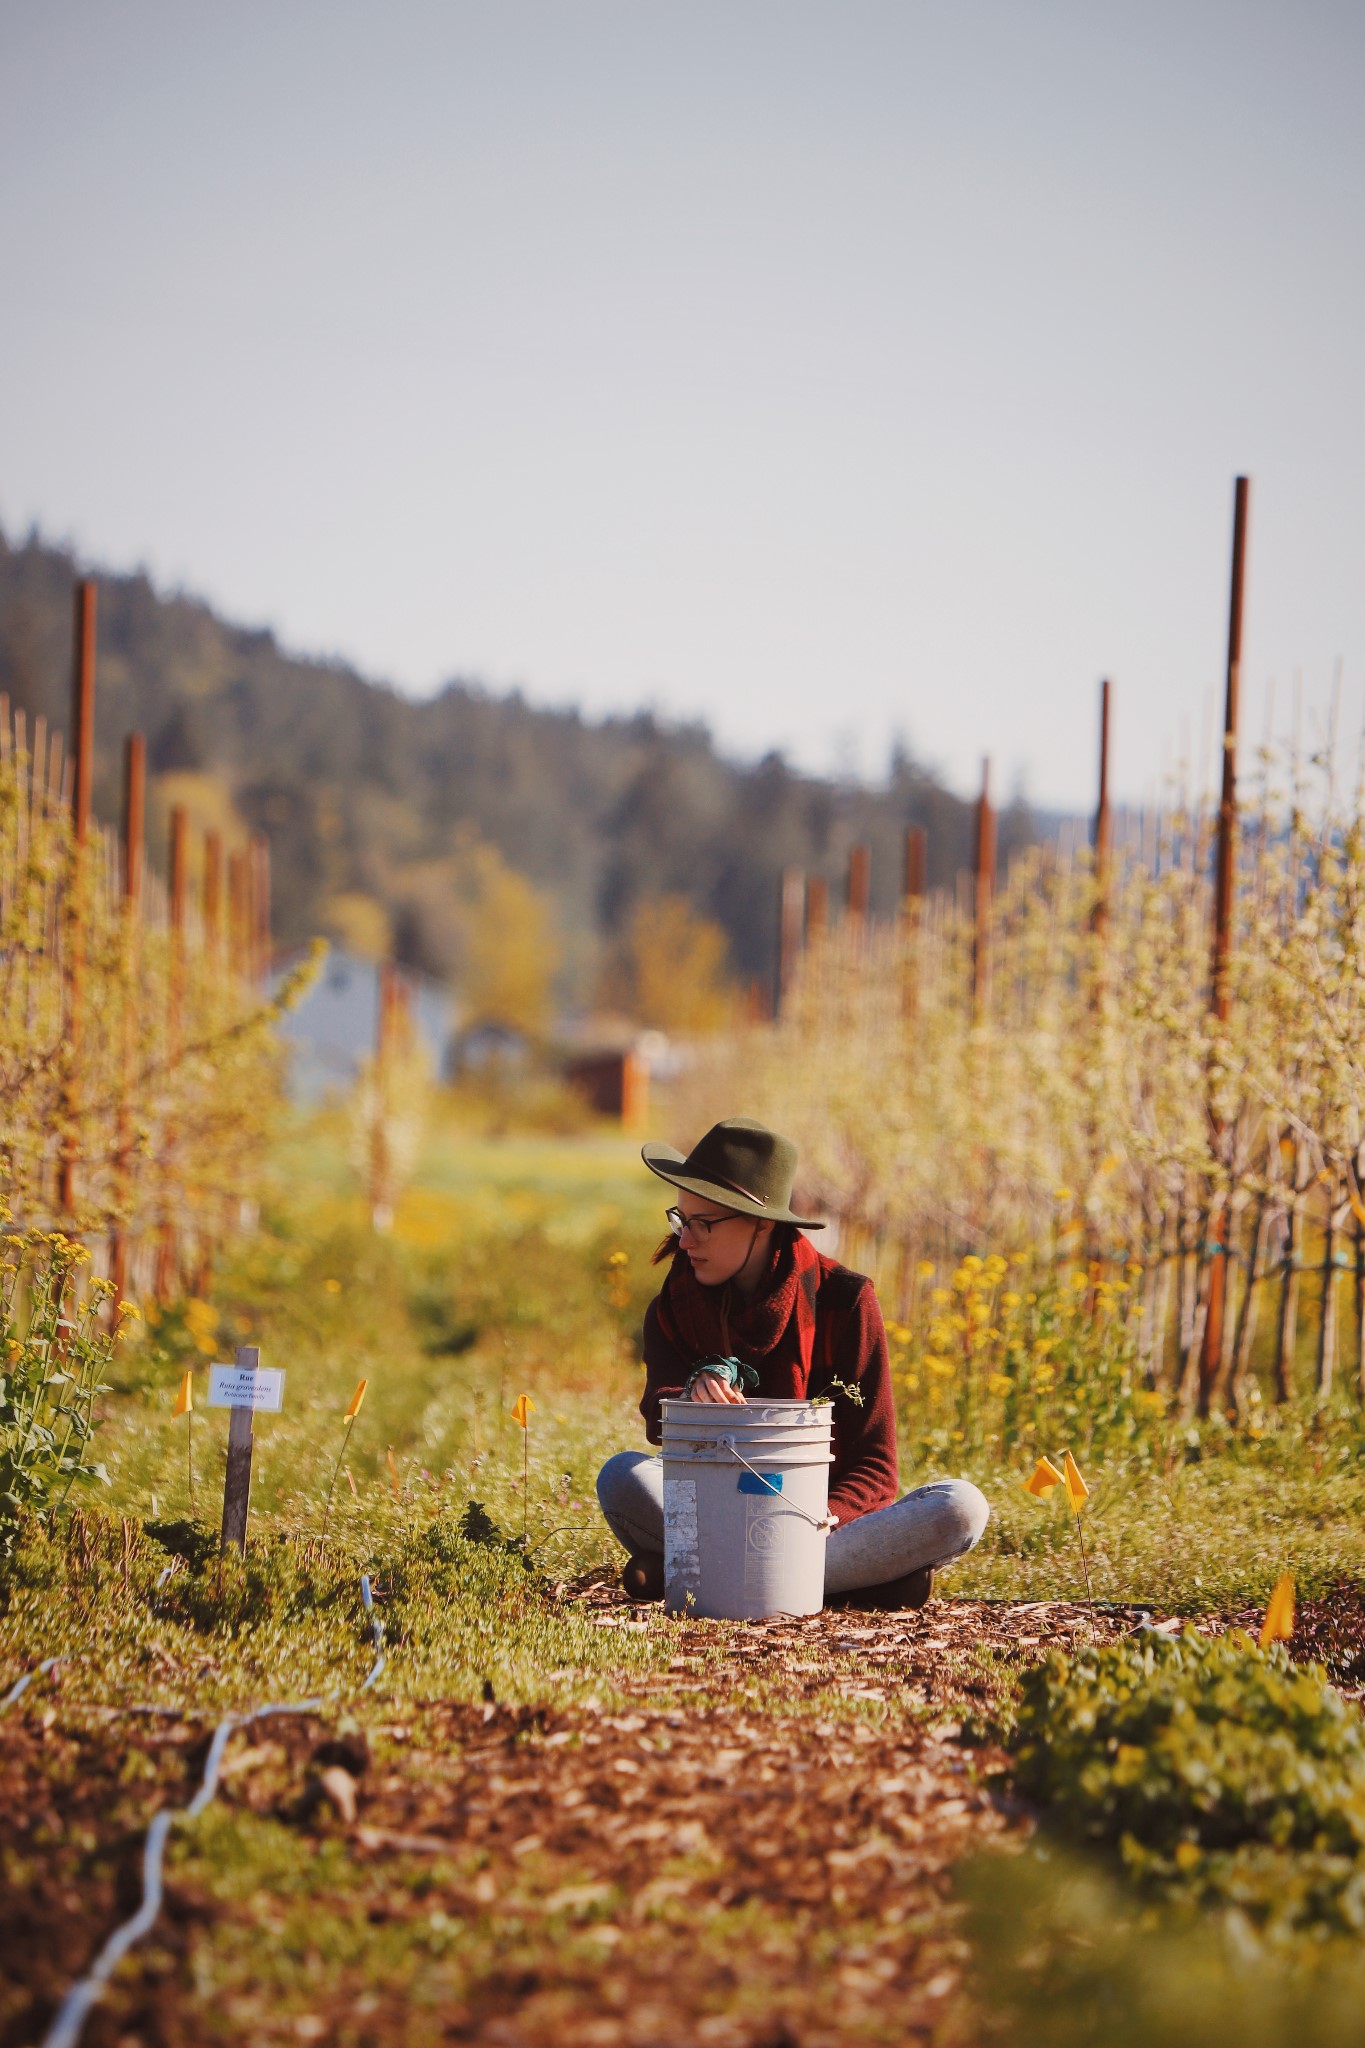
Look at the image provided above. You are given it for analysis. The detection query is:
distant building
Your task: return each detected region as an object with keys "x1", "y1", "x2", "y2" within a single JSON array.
[
  {"x1": 555, "y1": 1017, "x2": 680, "y2": 1131},
  {"x1": 270, "y1": 947, "x2": 455, "y2": 1104}
]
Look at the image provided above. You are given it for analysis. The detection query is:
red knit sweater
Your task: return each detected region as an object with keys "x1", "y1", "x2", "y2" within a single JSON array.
[{"x1": 639, "y1": 1260, "x2": 900, "y2": 1526}]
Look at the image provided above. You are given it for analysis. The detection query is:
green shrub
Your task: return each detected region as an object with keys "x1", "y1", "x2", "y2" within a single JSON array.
[
  {"x1": 963, "y1": 1844, "x2": 1365, "y2": 2048},
  {"x1": 150, "y1": 1525, "x2": 362, "y2": 1634},
  {"x1": 0, "y1": 1230, "x2": 130, "y2": 1557},
  {"x1": 1015, "y1": 1630, "x2": 1365, "y2": 1941}
]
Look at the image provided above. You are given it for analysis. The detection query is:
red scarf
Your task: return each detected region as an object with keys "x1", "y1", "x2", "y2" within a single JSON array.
[{"x1": 653, "y1": 1229, "x2": 830, "y2": 1395}]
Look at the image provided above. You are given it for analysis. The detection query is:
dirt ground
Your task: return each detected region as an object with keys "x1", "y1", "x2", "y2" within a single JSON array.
[{"x1": 0, "y1": 1586, "x2": 1181, "y2": 2048}]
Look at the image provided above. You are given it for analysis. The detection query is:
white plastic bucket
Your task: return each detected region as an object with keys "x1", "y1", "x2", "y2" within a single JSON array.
[{"x1": 660, "y1": 1397, "x2": 834, "y2": 1619}]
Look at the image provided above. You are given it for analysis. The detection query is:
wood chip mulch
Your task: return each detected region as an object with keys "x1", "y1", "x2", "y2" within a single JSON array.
[{"x1": 1, "y1": 1592, "x2": 1167, "y2": 2048}]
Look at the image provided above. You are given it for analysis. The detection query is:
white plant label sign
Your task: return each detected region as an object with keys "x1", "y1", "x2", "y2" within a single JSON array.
[{"x1": 208, "y1": 1363, "x2": 285, "y2": 1413}]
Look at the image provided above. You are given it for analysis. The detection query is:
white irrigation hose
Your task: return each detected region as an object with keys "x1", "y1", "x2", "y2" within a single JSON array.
[
  {"x1": 41, "y1": 1574, "x2": 387, "y2": 2048},
  {"x1": 1, "y1": 1655, "x2": 62, "y2": 1710}
]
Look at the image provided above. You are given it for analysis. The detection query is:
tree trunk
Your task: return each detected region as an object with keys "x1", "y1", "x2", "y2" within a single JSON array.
[
  {"x1": 1317, "y1": 1199, "x2": 1339, "y2": 1403},
  {"x1": 1152, "y1": 1248, "x2": 1175, "y2": 1391},
  {"x1": 1229, "y1": 1191, "x2": 1269, "y2": 1421},
  {"x1": 1176, "y1": 1211, "x2": 1209, "y2": 1418},
  {"x1": 1176, "y1": 1203, "x2": 1201, "y2": 1406},
  {"x1": 1275, "y1": 1193, "x2": 1301, "y2": 1403},
  {"x1": 1138, "y1": 1233, "x2": 1165, "y2": 1390}
]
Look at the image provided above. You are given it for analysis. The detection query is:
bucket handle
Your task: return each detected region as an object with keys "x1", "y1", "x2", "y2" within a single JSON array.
[{"x1": 720, "y1": 1438, "x2": 833, "y2": 1533}]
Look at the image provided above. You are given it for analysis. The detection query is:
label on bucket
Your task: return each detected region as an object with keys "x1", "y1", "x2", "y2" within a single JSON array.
[
  {"x1": 663, "y1": 1477, "x2": 701, "y2": 1594},
  {"x1": 744, "y1": 1494, "x2": 788, "y2": 1593},
  {"x1": 737, "y1": 1470, "x2": 783, "y2": 1495}
]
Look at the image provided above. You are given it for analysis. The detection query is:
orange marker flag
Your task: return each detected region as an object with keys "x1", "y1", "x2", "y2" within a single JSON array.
[
  {"x1": 322, "y1": 1377, "x2": 369, "y2": 1538},
  {"x1": 1024, "y1": 1454, "x2": 1063, "y2": 1498},
  {"x1": 511, "y1": 1392, "x2": 535, "y2": 1541},
  {"x1": 173, "y1": 1370, "x2": 194, "y2": 1513},
  {"x1": 1259, "y1": 1570, "x2": 1295, "y2": 1651},
  {"x1": 1063, "y1": 1451, "x2": 1089, "y2": 1514}
]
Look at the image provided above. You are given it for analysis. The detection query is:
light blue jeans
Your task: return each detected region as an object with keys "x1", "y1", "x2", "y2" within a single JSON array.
[{"x1": 596, "y1": 1450, "x2": 990, "y2": 1595}]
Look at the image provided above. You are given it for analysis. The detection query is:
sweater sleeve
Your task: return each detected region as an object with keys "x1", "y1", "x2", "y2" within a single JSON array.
[
  {"x1": 817, "y1": 1276, "x2": 900, "y2": 1525},
  {"x1": 639, "y1": 1295, "x2": 691, "y2": 1445}
]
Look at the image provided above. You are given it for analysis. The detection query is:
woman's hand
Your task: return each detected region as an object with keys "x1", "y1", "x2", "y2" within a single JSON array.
[{"x1": 687, "y1": 1370, "x2": 746, "y2": 1405}]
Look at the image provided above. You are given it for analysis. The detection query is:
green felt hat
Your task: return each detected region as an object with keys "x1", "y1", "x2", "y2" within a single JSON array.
[{"x1": 641, "y1": 1117, "x2": 826, "y2": 1228}]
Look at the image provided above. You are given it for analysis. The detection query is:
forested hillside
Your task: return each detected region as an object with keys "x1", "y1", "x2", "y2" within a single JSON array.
[{"x1": 0, "y1": 529, "x2": 1036, "y2": 1004}]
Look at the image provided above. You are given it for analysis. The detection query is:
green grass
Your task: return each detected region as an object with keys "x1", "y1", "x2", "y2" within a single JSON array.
[
  {"x1": 10, "y1": 1101, "x2": 1365, "y2": 2045},
  {"x1": 19, "y1": 1097, "x2": 1365, "y2": 1651}
]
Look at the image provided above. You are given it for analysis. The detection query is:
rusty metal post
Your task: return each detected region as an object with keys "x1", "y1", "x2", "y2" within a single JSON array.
[
  {"x1": 902, "y1": 825, "x2": 927, "y2": 1022},
  {"x1": 123, "y1": 735, "x2": 146, "y2": 908},
  {"x1": 806, "y1": 876, "x2": 828, "y2": 941},
  {"x1": 228, "y1": 849, "x2": 247, "y2": 981},
  {"x1": 250, "y1": 834, "x2": 271, "y2": 985},
  {"x1": 59, "y1": 579, "x2": 97, "y2": 1218},
  {"x1": 972, "y1": 758, "x2": 995, "y2": 1015},
  {"x1": 903, "y1": 826, "x2": 926, "y2": 914},
  {"x1": 1092, "y1": 679, "x2": 1113, "y2": 936},
  {"x1": 241, "y1": 835, "x2": 258, "y2": 985},
  {"x1": 776, "y1": 867, "x2": 805, "y2": 1016},
  {"x1": 168, "y1": 811, "x2": 189, "y2": 1011},
  {"x1": 156, "y1": 805, "x2": 190, "y2": 1301},
  {"x1": 847, "y1": 844, "x2": 871, "y2": 925},
  {"x1": 110, "y1": 735, "x2": 146, "y2": 1304},
  {"x1": 203, "y1": 831, "x2": 222, "y2": 955},
  {"x1": 1200, "y1": 476, "x2": 1250, "y2": 1415},
  {"x1": 69, "y1": 581, "x2": 95, "y2": 841}
]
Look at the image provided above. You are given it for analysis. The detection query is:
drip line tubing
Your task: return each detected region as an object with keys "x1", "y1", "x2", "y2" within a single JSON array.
[
  {"x1": 1, "y1": 1655, "x2": 63, "y2": 1711},
  {"x1": 40, "y1": 1574, "x2": 386, "y2": 2048}
]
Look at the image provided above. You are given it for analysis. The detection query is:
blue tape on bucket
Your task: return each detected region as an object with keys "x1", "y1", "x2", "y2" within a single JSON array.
[{"x1": 738, "y1": 1470, "x2": 783, "y2": 1495}]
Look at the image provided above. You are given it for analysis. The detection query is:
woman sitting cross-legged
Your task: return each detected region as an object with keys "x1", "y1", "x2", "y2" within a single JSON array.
[{"x1": 596, "y1": 1116, "x2": 990, "y2": 1609}]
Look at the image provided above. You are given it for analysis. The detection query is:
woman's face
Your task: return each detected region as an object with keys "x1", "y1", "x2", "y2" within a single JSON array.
[{"x1": 671, "y1": 1192, "x2": 772, "y2": 1290}]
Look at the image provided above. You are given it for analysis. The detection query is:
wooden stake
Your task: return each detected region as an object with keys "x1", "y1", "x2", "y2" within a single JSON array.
[
  {"x1": 903, "y1": 825, "x2": 926, "y2": 914},
  {"x1": 1200, "y1": 477, "x2": 1250, "y2": 1414},
  {"x1": 220, "y1": 1345, "x2": 259, "y2": 1554},
  {"x1": 59, "y1": 579, "x2": 96, "y2": 1218},
  {"x1": 228, "y1": 849, "x2": 247, "y2": 981},
  {"x1": 847, "y1": 844, "x2": 871, "y2": 925},
  {"x1": 776, "y1": 867, "x2": 805, "y2": 1016},
  {"x1": 1092, "y1": 679, "x2": 1112, "y2": 938},
  {"x1": 156, "y1": 805, "x2": 190, "y2": 1300},
  {"x1": 111, "y1": 735, "x2": 145, "y2": 1306},
  {"x1": 251, "y1": 833, "x2": 271, "y2": 985},
  {"x1": 203, "y1": 831, "x2": 222, "y2": 954},
  {"x1": 973, "y1": 758, "x2": 995, "y2": 1015},
  {"x1": 903, "y1": 826, "x2": 926, "y2": 1022},
  {"x1": 806, "y1": 876, "x2": 828, "y2": 940}
]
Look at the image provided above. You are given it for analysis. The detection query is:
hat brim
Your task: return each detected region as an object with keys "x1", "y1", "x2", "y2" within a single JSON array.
[{"x1": 641, "y1": 1143, "x2": 826, "y2": 1229}]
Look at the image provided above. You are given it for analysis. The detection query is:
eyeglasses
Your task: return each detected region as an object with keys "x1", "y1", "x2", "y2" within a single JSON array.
[{"x1": 665, "y1": 1205, "x2": 741, "y2": 1242}]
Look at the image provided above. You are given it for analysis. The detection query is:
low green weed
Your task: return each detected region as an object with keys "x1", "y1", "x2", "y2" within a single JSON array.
[
  {"x1": 0, "y1": 1229, "x2": 136, "y2": 1550},
  {"x1": 1013, "y1": 1630, "x2": 1365, "y2": 1944},
  {"x1": 963, "y1": 1845, "x2": 1365, "y2": 2048}
]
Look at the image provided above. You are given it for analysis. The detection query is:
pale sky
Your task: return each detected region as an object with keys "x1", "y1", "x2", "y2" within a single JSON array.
[{"x1": 2, "y1": 0, "x2": 1361, "y2": 808}]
